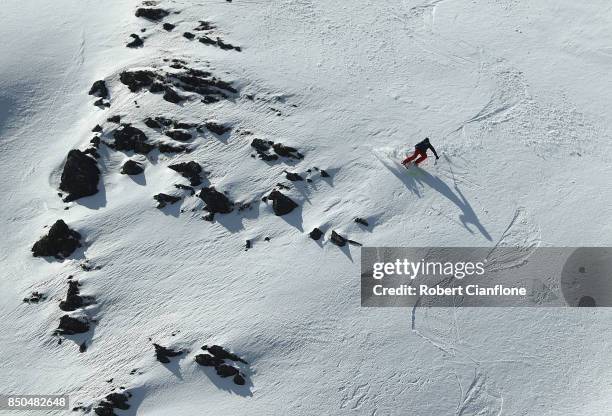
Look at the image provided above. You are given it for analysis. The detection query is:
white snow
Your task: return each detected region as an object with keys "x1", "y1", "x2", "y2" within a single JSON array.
[{"x1": 1, "y1": 0, "x2": 612, "y2": 414}]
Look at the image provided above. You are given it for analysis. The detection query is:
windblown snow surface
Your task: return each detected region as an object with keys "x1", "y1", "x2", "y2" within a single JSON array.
[{"x1": 1, "y1": 0, "x2": 612, "y2": 414}]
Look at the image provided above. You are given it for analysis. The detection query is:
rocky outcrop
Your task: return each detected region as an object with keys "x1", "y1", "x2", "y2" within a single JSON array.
[
  {"x1": 112, "y1": 125, "x2": 155, "y2": 154},
  {"x1": 135, "y1": 8, "x2": 169, "y2": 21},
  {"x1": 154, "y1": 193, "x2": 181, "y2": 208},
  {"x1": 120, "y1": 160, "x2": 144, "y2": 175},
  {"x1": 267, "y1": 190, "x2": 298, "y2": 216},
  {"x1": 88, "y1": 80, "x2": 109, "y2": 99},
  {"x1": 204, "y1": 121, "x2": 230, "y2": 135},
  {"x1": 330, "y1": 230, "x2": 347, "y2": 247},
  {"x1": 94, "y1": 392, "x2": 131, "y2": 416},
  {"x1": 309, "y1": 227, "x2": 323, "y2": 241},
  {"x1": 32, "y1": 220, "x2": 82, "y2": 259},
  {"x1": 153, "y1": 344, "x2": 183, "y2": 363},
  {"x1": 59, "y1": 281, "x2": 84, "y2": 311},
  {"x1": 199, "y1": 187, "x2": 233, "y2": 214},
  {"x1": 169, "y1": 161, "x2": 202, "y2": 186},
  {"x1": 59, "y1": 150, "x2": 100, "y2": 202},
  {"x1": 165, "y1": 129, "x2": 192, "y2": 141},
  {"x1": 57, "y1": 315, "x2": 89, "y2": 334},
  {"x1": 195, "y1": 345, "x2": 248, "y2": 386},
  {"x1": 126, "y1": 34, "x2": 144, "y2": 48}
]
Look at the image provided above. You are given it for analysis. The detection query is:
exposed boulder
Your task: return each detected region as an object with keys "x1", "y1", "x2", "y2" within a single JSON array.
[
  {"x1": 267, "y1": 190, "x2": 298, "y2": 216},
  {"x1": 163, "y1": 22, "x2": 175, "y2": 31},
  {"x1": 23, "y1": 291, "x2": 46, "y2": 303},
  {"x1": 32, "y1": 220, "x2": 82, "y2": 259},
  {"x1": 59, "y1": 149, "x2": 100, "y2": 202},
  {"x1": 284, "y1": 171, "x2": 303, "y2": 181},
  {"x1": 204, "y1": 121, "x2": 230, "y2": 135},
  {"x1": 92, "y1": 124, "x2": 103, "y2": 133},
  {"x1": 135, "y1": 8, "x2": 169, "y2": 21},
  {"x1": 57, "y1": 315, "x2": 89, "y2": 334},
  {"x1": 158, "y1": 143, "x2": 188, "y2": 153},
  {"x1": 355, "y1": 217, "x2": 369, "y2": 226},
  {"x1": 216, "y1": 364, "x2": 238, "y2": 377},
  {"x1": 119, "y1": 70, "x2": 157, "y2": 92},
  {"x1": 183, "y1": 32, "x2": 195, "y2": 40},
  {"x1": 59, "y1": 280, "x2": 83, "y2": 311},
  {"x1": 154, "y1": 193, "x2": 181, "y2": 209},
  {"x1": 165, "y1": 129, "x2": 192, "y2": 141},
  {"x1": 169, "y1": 161, "x2": 202, "y2": 186},
  {"x1": 163, "y1": 87, "x2": 184, "y2": 104},
  {"x1": 320, "y1": 169, "x2": 330, "y2": 178},
  {"x1": 273, "y1": 143, "x2": 303, "y2": 159},
  {"x1": 94, "y1": 392, "x2": 131, "y2": 416},
  {"x1": 88, "y1": 80, "x2": 109, "y2": 99},
  {"x1": 204, "y1": 345, "x2": 248, "y2": 364},
  {"x1": 309, "y1": 227, "x2": 323, "y2": 241},
  {"x1": 196, "y1": 345, "x2": 248, "y2": 386},
  {"x1": 121, "y1": 160, "x2": 144, "y2": 175},
  {"x1": 195, "y1": 353, "x2": 223, "y2": 367},
  {"x1": 112, "y1": 125, "x2": 155, "y2": 154},
  {"x1": 107, "y1": 115, "x2": 121, "y2": 123},
  {"x1": 330, "y1": 230, "x2": 347, "y2": 247},
  {"x1": 126, "y1": 34, "x2": 144, "y2": 48},
  {"x1": 153, "y1": 344, "x2": 183, "y2": 363},
  {"x1": 199, "y1": 187, "x2": 233, "y2": 214},
  {"x1": 251, "y1": 138, "x2": 272, "y2": 153}
]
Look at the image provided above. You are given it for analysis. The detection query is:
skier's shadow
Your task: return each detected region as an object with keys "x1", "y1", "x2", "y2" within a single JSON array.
[{"x1": 382, "y1": 159, "x2": 491, "y2": 241}]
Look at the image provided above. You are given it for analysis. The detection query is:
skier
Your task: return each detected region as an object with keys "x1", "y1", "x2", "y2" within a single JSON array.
[{"x1": 402, "y1": 137, "x2": 439, "y2": 167}]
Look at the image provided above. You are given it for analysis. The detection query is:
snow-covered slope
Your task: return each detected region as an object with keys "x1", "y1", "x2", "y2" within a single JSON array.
[{"x1": 1, "y1": 0, "x2": 612, "y2": 414}]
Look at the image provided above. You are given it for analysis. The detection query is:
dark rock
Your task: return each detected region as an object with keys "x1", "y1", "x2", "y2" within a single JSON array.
[
  {"x1": 320, "y1": 169, "x2": 330, "y2": 177},
  {"x1": 183, "y1": 32, "x2": 195, "y2": 40},
  {"x1": 90, "y1": 136, "x2": 101, "y2": 147},
  {"x1": 285, "y1": 171, "x2": 303, "y2": 181},
  {"x1": 309, "y1": 227, "x2": 323, "y2": 241},
  {"x1": 195, "y1": 353, "x2": 223, "y2": 367},
  {"x1": 204, "y1": 121, "x2": 230, "y2": 135},
  {"x1": 330, "y1": 230, "x2": 347, "y2": 247},
  {"x1": 32, "y1": 220, "x2": 82, "y2": 259},
  {"x1": 203, "y1": 345, "x2": 248, "y2": 364},
  {"x1": 149, "y1": 82, "x2": 165, "y2": 93},
  {"x1": 233, "y1": 374, "x2": 246, "y2": 385},
  {"x1": 162, "y1": 22, "x2": 175, "y2": 31},
  {"x1": 113, "y1": 126, "x2": 155, "y2": 154},
  {"x1": 83, "y1": 147, "x2": 100, "y2": 159},
  {"x1": 57, "y1": 315, "x2": 89, "y2": 334},
  {"x1": 163, "y1": 87, "x2": 184, "y2": 104},
  {"x1": 158, "y1": 143, "x2": 188, "y2": 153},
  {"x1": 88, "y1": 80, "x2": 109, "y2": 99},
  {"x1": 23, "y1": 291, "x2": 46, "y2": 303},
  {"x1": 79, "y1": 341, "x2": 87, "y2": 353},
  {"x1": 105, "y1": 393, "x2": 130, "y2": 410},
  {"x1": 144, "y1": 117, "x2": 162, "y2": 129},
  {"x1": 154, "y1": 193, "x2": 181, "y2": 208},
  {"x1": 198, "y1": 36, "x2": 216, "y2": 45},
  {"x1": 169, "y1": 161, "x2": 202, "y2": 186},
  {"x1": 92, "y1": 124, "x2": 102, "y2": 132},
  {"x1": 135, "y1": 8, "x2": 169, "y2": 21},
  {"x1": 121, "y1": 160, "x2": 144, "y2": 175},
  {"x1": 215, "y1": 364, "x2": 238, "y2": 378},
  {"x1": 245, "y1": 240, "x2": 251, "y2": 250},
  {"x1": 126, "y1": 34, "x2": 144, "y2": 48},
  {"x1": 174, "y1": 121, "x2": 197, "y2": 129},
  {"x1": 59, "y1": 280, "x2": 83, "y2": 311},
  {"x1": 153, "y1": 343, "x2": 183, "y2": 363},
  {"x1": 273, "y1": 143, "x2": 303, "y2": 159},
  {"x1": 107, "y1": 115, "x2": 121, "y2": 123},
  {"x1": 355, "y1": 217, "x2": 369, "y2": 226},
  {"x1": 251, "y1": 138, "x2": 273, "y2": 152},
  {"x1": 165, "y1": 129, "x2": 192, "y2": 141},
  {"x1": 348, "y1": 239, "x2": 363, "y2": 246},
  {"x1": 59, "y1": 149, "x2": 100, "y2": 201},
  {"x1": 267, "y1": 190, "x2": 298, "y2": 216},
  {"x1": 199, "y1": 187, "x2": 233, "y2": 214},
  {"x1": 194, "y1": 21, "x2": 215, "y2": 31},
  {"x1": 120, "y1": 70, "x2": 157, "y2": 92}
]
